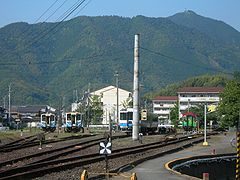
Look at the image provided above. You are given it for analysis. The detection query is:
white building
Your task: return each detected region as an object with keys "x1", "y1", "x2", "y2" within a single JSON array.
[
  {"x1": 91, "y1": 85, "x2": 132, "y2": 124},
  {"x1": 152, "y1": 96, "x2": 178, "y2": 125},
  {"x1": 152, "y1": 87, "x2": 224, "y2": 124},
  {"x1": 177, "y1": 87, "x2": 223, "y2": 118}
]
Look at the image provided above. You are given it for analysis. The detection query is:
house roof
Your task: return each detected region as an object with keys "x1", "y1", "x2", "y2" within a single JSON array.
[
  {"x1": 11, "y1": 105, "x2": 55, "y2": 114},
  {"x1": 178, "y1": 87, "x2": 224, "y2": 93},
  {"x1": 182, "y1": 112, "x2": 197, "y2": 117},
  {"x1": 91, "y1": 85, "x2": 131, "y2": 95},
  {"x1": 153, "y1": 96, "x2": 178, "y2": 101}
]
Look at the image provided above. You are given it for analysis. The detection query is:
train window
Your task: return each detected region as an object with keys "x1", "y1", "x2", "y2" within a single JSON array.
[
  {"x1": 120, "y1": 113, "x2": 127, "y2": 120},
  {"x1": 50, "y1": 115, "x2": 55, "y2": 121},
  {"x1": 127, "y1": 112, "x2": 133, "y2": 120},
  {"x1": 67, "y1": 114, "x2": 71, "y2": 120},
  {"x1": 71, "y1": 115, "x2": 76, "y2": 121},
  {"x1": 76, "y1": 114, "x2": 81, "y2": 120},
  {"x1": 42, "y1": 115, "x2": 46, "y2": 121}
]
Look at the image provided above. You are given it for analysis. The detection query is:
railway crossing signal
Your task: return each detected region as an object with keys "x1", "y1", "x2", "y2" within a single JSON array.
[
  {"x1": 99, "y1": 141, "x2": 112, "y2": 154},
  {"x1": 99, "y1": 141, "x2": 112, "y2": 179}
]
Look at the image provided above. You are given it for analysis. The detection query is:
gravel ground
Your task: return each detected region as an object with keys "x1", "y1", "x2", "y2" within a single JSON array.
[
  {"x1": 33, "y1": 135, "x2": 197, "y2": 180},
  {"x1": 0, "y1": 134, "x2": 97, "y2": 163},
  {"x1": 0, "y1": 132, "x2": 185, "y2": 180}
]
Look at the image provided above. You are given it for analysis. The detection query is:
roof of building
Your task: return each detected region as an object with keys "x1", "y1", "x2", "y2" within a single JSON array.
[
  {"x1": 182, "y1": 111, "x2": 197, "y2": 118},
  {"x1": 153, "y1": 96, "x2": 178, "y2": 101},
  {"x1": 11, "y1": 105, "x2": 55, "y2": 114},
  {"x1": 178, "y1": 87, "x2": 224, "y2": 93},
  {"x1": 91, "y1": 85, "x2": 131, "y2": 95}
]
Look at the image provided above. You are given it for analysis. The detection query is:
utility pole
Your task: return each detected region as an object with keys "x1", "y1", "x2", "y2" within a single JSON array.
[
  {"x1": 3, "y1": 96, "x2": 6, "y2": 108},
  {"x1": 115, "y1": 71, "x2": 119, "y2": 131},
  {"x1": 236, "y1": 110, "x2": 240, "y2": 179},
  {"x1": 8, "y1": 84, "x2": 11, "y2": 126},
  {"x1": 203, "y1": 104, "x2": 208, "y2": 146},
  {"x1": 132, "y1": 34, "x2": 140, "y2": 141},
  {"x1": 87, "y1": 83, "x2": 91, "y2": 128}
]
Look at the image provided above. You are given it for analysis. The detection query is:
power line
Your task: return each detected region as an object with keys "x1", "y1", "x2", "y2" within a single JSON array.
[
  {"x1": 43, "y1": 0, "x2": 69, "y2": 22},
  {"x1": 0, "y1": 0, "x2": 88, "y2": 62},
  {"x1": 24, "y1": 0, "x2": 87, "y2": 52},
  {"x1": 56, "y1": 0, "x2": 82, "y2": 22},
  {"x1": 140, "y1": 46, "x2": 233, "y2": 75},
  {"x1": 15, "y1": 0, "x2": 61, "y2": 40},
  {"x1": 0, "y1": 47, "x2": 133, "y2": 66},
  {"x1": 35, "y1": 0, "x2": 60, "y2": 23},
  {"x1": 73, "y1": 0, "x2": 92, "y2": 17}
]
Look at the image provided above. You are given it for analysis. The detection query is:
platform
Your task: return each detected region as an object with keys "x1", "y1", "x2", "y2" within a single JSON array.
[{"x1": 111, "y1": 131, "x2": 236, "y2": 180}]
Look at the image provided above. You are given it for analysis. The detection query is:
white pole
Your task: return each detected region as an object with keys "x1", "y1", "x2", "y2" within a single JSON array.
[
  {"x1": 115, "y1": 71, "x2": 119, "y2": 130},
  {"x1": 132, "y1": 34, "x2": 140, "y2": 141},
  {"x1": 8, "y1": 84, "x2": 11, "y2": 126},
  {"x1": 203, "y1": 104, "x2": 208, "y2": 146}
]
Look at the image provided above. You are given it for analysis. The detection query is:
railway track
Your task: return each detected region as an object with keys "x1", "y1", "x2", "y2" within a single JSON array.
[
  {"x1": 0, "y1": 134, "x2": 204, "y2": 180},
  {"x1": 0, "y1": 135, "x2": 37, "y2": 150},
  {"x1": 0, "y1": 133, "x2": 94, "y2": 152},
  {"x1": 0, "y1": 134, "x2": 127, "y2": 170}
]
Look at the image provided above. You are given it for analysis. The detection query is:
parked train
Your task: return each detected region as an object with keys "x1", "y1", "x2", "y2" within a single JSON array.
[
  {"x1": 119, "y1": 108, "x2": 159, "y2": 135},
  {"x1": 40, "y1": 113, "x2": 56, "y2": 132},
  {"x1": 180, "y1": 112, "x2": 198, "y2": 131},
  {"x1": 63, "y1": 112, "x2": 84, "y2": 133}
]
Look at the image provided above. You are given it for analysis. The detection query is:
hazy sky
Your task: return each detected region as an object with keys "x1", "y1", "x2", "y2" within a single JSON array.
[{"x1": 1, "y1": 0, "x2": 240, "y2": 31}]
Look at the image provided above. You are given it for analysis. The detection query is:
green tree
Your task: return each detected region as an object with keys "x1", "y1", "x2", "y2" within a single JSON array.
[
  {"x1": 170, "y1": 102, "x2": 179, "y2": 127},
  {"x1": 89, "y1": 95, "x2": 103, "y2": 124},
  {"x1": 218, "y1": 80, "x2": 240, "y2": 128},
  {"x1": 121, "y1": 97, "x2": 133, "y2": 109}
]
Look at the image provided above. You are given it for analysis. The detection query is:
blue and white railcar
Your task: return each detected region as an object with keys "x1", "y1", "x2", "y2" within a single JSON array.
[
  {"x1": 119, "y1": 108, "x2": 133, "y2": 134},
  {"x1": 40, "y1": 113, "x2": 56, "y2": 132},
  {"x1": 64, "y1": 112, "x2": 84, "y2": 133}
]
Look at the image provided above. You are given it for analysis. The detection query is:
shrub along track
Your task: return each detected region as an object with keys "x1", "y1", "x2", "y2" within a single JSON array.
[{"x1": 0, "y1": 134, "x2": 206, "y2": 180}]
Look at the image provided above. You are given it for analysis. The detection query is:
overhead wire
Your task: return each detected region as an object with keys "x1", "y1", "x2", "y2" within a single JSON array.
[
  {"x1": 55, "y1": 0, "x2": 82, "y2": 22},
  {"x1": 0, "y1": 46, "x2": 133, "y2": 66},
  {"x1": 23, "y1": 0, "x2": 87, "y2": 51},
  {"x1": 35, "y1": 0, "x2": 60, "y2": 23},
  {"x1": 73, "y1": 0, "x2": 92, "y2": 17},
  {"x1": 140, "y1": 46, "x2": 234, "y2": 75},
  {"x1": 43, "y1": 0, "x2": 69, "y2": 22},
  {"x1": 14, "y1": 0, "x2": 60, "y2": 40},
  {"x1": 0, "y1": 0, "x2": 87, "y2": 62}
]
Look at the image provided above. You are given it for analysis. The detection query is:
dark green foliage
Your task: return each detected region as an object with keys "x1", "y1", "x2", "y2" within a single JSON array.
[
  {"x1": 169, "y1": 103, "x2": 179, "y2": 127},
  {"x1": 89, "y1": 95, "x2": 103, "y2": 124},
  {"x1": 0, "y1": 12, "x2": 240, "y2": 108},
  {"x1": 169, "y1": 10, "x2": 240, "y2": 44},
  {"x1": 218, "y1": 80, "x2": 240, "y2": 128}
]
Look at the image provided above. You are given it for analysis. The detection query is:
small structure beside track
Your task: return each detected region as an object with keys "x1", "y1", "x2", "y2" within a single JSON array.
[{"x1": 166, "y1": 153, "x2": 236, "y2": 179}]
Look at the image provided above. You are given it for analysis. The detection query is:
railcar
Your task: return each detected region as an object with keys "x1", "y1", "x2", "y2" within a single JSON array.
[
  {"x1": 119, "y1": 108, "x2": 133, "y2": 134},
  {"x1": 181, "y1": 112, "x2": 197, "y2": 131},
  {"x1": 119, "y1": 108, "x2": 159, "y2": 135},
  {"x1": 63, "y1": 112, "x2": 84, "y2": 133},
  {"x1": 40, "y1": 113, "x2": 56, "y2": 132}
]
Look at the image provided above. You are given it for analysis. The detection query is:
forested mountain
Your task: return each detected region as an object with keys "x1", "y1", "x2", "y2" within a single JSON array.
[
  {"x1": 0, "y1": 11, "x2": 239, "y2": 108},
  {"x1": 168, "y1": 10, "x2": 240, "y2": 44}
]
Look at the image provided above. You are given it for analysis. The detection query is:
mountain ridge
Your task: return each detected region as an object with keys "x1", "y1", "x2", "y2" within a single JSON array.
[{"x1": 0, "y1": 11, "x2": 239, "y2": 108}]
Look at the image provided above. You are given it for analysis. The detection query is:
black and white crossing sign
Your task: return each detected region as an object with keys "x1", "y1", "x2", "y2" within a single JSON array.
[{"x1": 99, "y1": 141, "x2": 112, "y2": 154}]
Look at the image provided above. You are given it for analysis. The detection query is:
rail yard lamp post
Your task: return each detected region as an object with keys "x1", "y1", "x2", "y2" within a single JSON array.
[
  {"x1": 8, "y1": 83, "x2": 12, "y2": 126},
  {"x1": 236, "y1": 110, "x2": 240, "y2": 179},
  {"x1": 203, "y1": 104, "x2": 208, "y2": 146}
]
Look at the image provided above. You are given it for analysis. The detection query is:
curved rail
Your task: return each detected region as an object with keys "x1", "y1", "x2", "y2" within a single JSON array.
[{"x1": 0, "y1": 135, "x2": 203, "y2": 180}]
